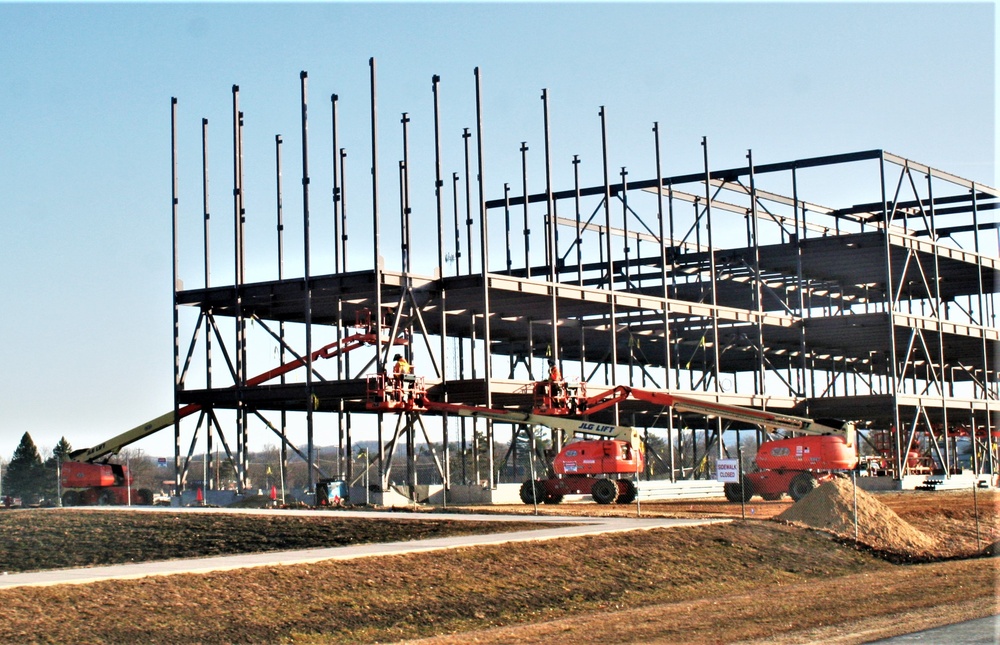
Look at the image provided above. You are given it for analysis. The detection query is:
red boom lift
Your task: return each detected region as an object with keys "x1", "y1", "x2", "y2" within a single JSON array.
[
  {"x1": 533, "y1": 383, "x2": 857, "y2": 503},
  {"x1": 365, "y1": 372, "x2": 857, "y2": 505},
  {"x1": 62, "y1": 317, "x2": 404, "y2": 506},
  {"x1": 424, "y1": 399, "x2": 644, "y2": 505}
]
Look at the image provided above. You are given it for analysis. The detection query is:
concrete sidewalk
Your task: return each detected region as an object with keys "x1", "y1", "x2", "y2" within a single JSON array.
[{"x1": 0, "y1": 508, "x2": 725, "y2": 589}]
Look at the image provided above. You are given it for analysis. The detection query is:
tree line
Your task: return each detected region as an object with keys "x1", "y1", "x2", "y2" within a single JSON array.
[
  {"x1": 1, "y1": 432, "x2": 71, "y2": 505},
  {"x1": 1, "y1": 433, "x2": 169, "y2": 506}
]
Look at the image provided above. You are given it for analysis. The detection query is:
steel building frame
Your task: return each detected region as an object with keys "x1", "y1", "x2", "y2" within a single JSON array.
[{"x1": 169, "y1": 62, "x2": 998, "y2": 500}]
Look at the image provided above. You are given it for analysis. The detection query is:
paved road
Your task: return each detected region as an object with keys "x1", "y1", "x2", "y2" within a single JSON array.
[
  {"x1": 0, "y1": 506, "x2": 725, "y2": 590},
  {"x1": 866, "y1": 615, "x2": 999, "y2": 644}
]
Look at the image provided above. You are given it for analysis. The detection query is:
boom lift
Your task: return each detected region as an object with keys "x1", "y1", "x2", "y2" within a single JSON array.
[
  {"x1": 531, "y1": 381, "x2": 857, "y2": 503},
  {"x1": 366, "y1": 373, "x2": 855, "y2": 505},
  {"x1": 424, "y1": 400, "x2": 643, "y2": 505},
  {"x1": 62, "y1": 320, "x2": 404, "y2": 506},
  {"x1": 624, "y1": 387, "x2": 856, "y2": 502},
  {"x1": 532, "y1": 381, "x2": 631, "y2": 417}
]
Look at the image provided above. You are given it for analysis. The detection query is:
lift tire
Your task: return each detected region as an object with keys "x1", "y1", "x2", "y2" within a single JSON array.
[
  {"x1": 543, "y1": 494, "x2": 564, "y2": 505},
  {"x1": 789, "y1": 473, "x2": 819, "y2": 501},
  {"x1": 61, "y1": 491, "x2": 80, "y2": 507},
  {"x1": 723, "y1": 481, "x2": 754, "y2": 503},
  {"x1": 97, "y1": 491, "x2": 114, "y2": 506},
  {"x1": 136, "y1": 489, "x2": 154, "y2": 505},
  {"x1": 592, "y1": 478, "x2": 619, "y2": 504},
  {"x1": 616, "y1": 479, "x2": 638, "y2": 504},
  {"x1": 519, "y1": 480, "x2": 547, "y2": 505},
  {"x1": 761, "y1": 492, "x2": 785, "y2": 501}
]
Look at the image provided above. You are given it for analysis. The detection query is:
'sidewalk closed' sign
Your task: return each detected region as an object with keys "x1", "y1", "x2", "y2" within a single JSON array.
[{"x1": 716, "y1": 459, "x2": 740, "y2": 482}]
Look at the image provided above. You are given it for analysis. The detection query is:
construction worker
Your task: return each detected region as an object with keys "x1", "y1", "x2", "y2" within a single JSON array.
[
  {"x1": 393, "y1": 353, "x2": 411, "y2": 377},
  {"x1": 392, "y1": 353, "x2": 411, "y2": 400},
  {"x1": 548, "y1": 358, "x2": 561, "y2": 382},
  {"x1": 547, "y1": 358, "x2": 563, "y2": 405}
]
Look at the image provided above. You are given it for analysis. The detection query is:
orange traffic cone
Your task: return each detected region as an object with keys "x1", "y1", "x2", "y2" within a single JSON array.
[
  {"x1": 270, "y1": 485, "x2": 277, "y2": 505},
  {"x1": 196, "y1": 487, "x2": 204, "y2": 505}
]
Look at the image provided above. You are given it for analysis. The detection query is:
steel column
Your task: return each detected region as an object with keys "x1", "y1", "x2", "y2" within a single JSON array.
[
  {"x1": 599, "y1": 106, "x2": 619, "y2": 423},
  {"x1": 474, "y1": 66, "x2": 495, "y2": 486},
  {"x1": 300, "y1": 71, "x2": 316, "y2": 494},
  {"x1": 170, "y1": 97, "x2": 182, "y2": 496}
]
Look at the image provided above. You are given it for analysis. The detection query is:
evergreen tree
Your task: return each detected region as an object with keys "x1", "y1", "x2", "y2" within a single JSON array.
[
  {"x1": 51, "y1": 437, "x2": 72, "y2": 462},
  {"x1": 4, "y1": 432, "x2": 48, "y2": 504},
  {"x1": 42, "y1": 437, "x2": 73, "y2": 502}
]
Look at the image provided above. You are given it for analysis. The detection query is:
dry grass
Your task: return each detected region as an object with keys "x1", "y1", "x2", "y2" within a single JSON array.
[
  {"x1": 0, "y1": 489, "x2": 996, "y2": 644},
  {"x1": 0, "y1": 509, "x2": 544, "y2": 573}
]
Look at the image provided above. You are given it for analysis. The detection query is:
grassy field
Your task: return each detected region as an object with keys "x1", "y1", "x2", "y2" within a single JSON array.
[
  {"x1": 0, "y1": 509, "x2": 548, "y2": 573},
  {"x1": 0, "y1": 490, "x2": 995, "y2": 644}
]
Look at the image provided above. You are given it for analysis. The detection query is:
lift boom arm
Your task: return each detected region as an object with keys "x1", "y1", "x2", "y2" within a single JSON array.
[
  {"x1": 70, "y1": 332, "x2": 403, "y2": 464},
  {"x1": 423, "y1": 400, "x2": 641, "y2": 449},
  {"x1": 628, "y1": 387, "x2": 853, "y2": 444}
]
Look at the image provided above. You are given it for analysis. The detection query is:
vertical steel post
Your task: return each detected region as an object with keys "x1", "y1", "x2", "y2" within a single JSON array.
[
  {"x1": 970, "y1": 183, "x2": 989, "y2": 401},
  {"x1": 463, "y1": 127, "x2": 473, "y2": 275},
  {"x1": 701, "y1": 137, "x2": 723, "y2": 460},
  {"x1": 370, "y1": 58, "x2": 385, "y2": 486},
  {"x1": 452, "y1": 172, "x2": 462, "y2": 275},
  {"x1": 171, "y1": 97, "x2": 182, "y2": 497},
  {"x1": 653, "y1": 124, "x2": 670, "y2": 383},
  {"x1": 452, "y1": 167, "x2": 466, "y2": 482},
  {"x1": 600, "y1": 107, "x2": 618, "y2": 422},
  {"x1": 926, "y1": 172, "x2": 951, "y2": 469},
  {"x1": 432, "y1": 76, "x2": 445, "y2": 275},
  {"x1": 340, "y1": 148, "x2": 349, "y2": 270},
  {"x1": 239, "y1": 106, "x2": 249, "y2": 486},
  {"x1": 475, "y1": 66, "x2": 495, "y2": 487},
  {"x1": 573, "y1": 155, "x2": 582, "y2": 286},
  {"x1": 653, "y1": 122, "x2": 675, "y2": 481},
  {"x1": 275, "y1": 133, "x2": 288, "y2": 492},
  {"x1": 792, "y1": 165, "x2": 810, "y2": 400},
  {"x1": 401, "y1": 112, "x2": 412, "y2": 274},
  {"x1": 542, "y1": 89, "x2": 558, "y2": 367},
  {"x1": 202, "y1": 118, "x2": 215, "y2": 488},
  {"x1": 520, "y1": 142, "x2": 530, "y2": 277},
  {"x1": 621, "y1": 166, "x2": 632, "y2": 384},
  {"x1": 432, "y1": 75, "x2": 450, "y2": 500},
  {"x1": 300, "y1": 71, "x2": 316, "y2": 494},
  {"x1": 329, "y1": 95, "x2": 345, "y2": 479},
  {"x1": 969, "y1": 184, "x2": 995, "y2": 476},
  {"x1": 331, "y1": 94, "x2": 342, "y2": 273},
  {"x1": 541, "y1": 90, "x2": 554, "y2": 272},
  {"x1": 371, "y1": 58, "x2": 384, "y2": 364},
  {"x1": 747, "y1": 150, "x2": 766, "y2": 397},
  {"x1": 503, "y1": 184, "x2": 512, "y2": 272},
  {"x1": 879, "y1": 152, "x2": 903, "y2": 477},
  {"x1": 232, "y1": 86, "x2": 248, "y2": 490},
  {"x1": 621, "y1": 167, "x2": 630, "y2": 283},
  {"x1": 202, "y1": 120, "x2": 212, "y2": 292}
]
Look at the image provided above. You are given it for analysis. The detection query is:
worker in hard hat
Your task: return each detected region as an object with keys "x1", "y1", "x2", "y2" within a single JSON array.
[
  {"x1": 392, "y1": 353, "x2": 412, "y2": 401},
  {"x1": 547, "y1": 358, "x2": 561, "y2": 382},
  {"x1": 547, "y1": 358, "x2": 564, "y2": 406},
  {"x1": 393, "y1": 353, "x2": 411, "y2": 376}
]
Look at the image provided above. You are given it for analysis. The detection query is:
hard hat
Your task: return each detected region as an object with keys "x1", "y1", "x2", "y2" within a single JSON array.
[
  {"x1": 548, "y1": 359, "x2": 555, "y2": 366},
  {"x1": 393, "y1": 354, "x2": 403, "y2": 360}
]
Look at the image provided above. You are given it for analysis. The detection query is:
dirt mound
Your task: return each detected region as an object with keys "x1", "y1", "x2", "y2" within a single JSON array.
[{"x1": 776, "y1": 477, "x2": 937, "y2": 555}]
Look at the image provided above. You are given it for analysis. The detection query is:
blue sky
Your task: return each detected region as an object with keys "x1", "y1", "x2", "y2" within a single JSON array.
[{"x1": 0, "y1": 2, "x2": 995, "y2": 462}]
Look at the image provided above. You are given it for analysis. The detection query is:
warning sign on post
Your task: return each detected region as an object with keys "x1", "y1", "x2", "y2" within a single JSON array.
[{"x1": 716, "y1": 459, "x2": 740, "y2": 482}]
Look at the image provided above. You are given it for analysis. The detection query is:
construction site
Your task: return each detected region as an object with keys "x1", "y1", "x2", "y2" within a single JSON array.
[{"x1": 116, "y1": 61, "x2": 1000, "y2": 509}]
